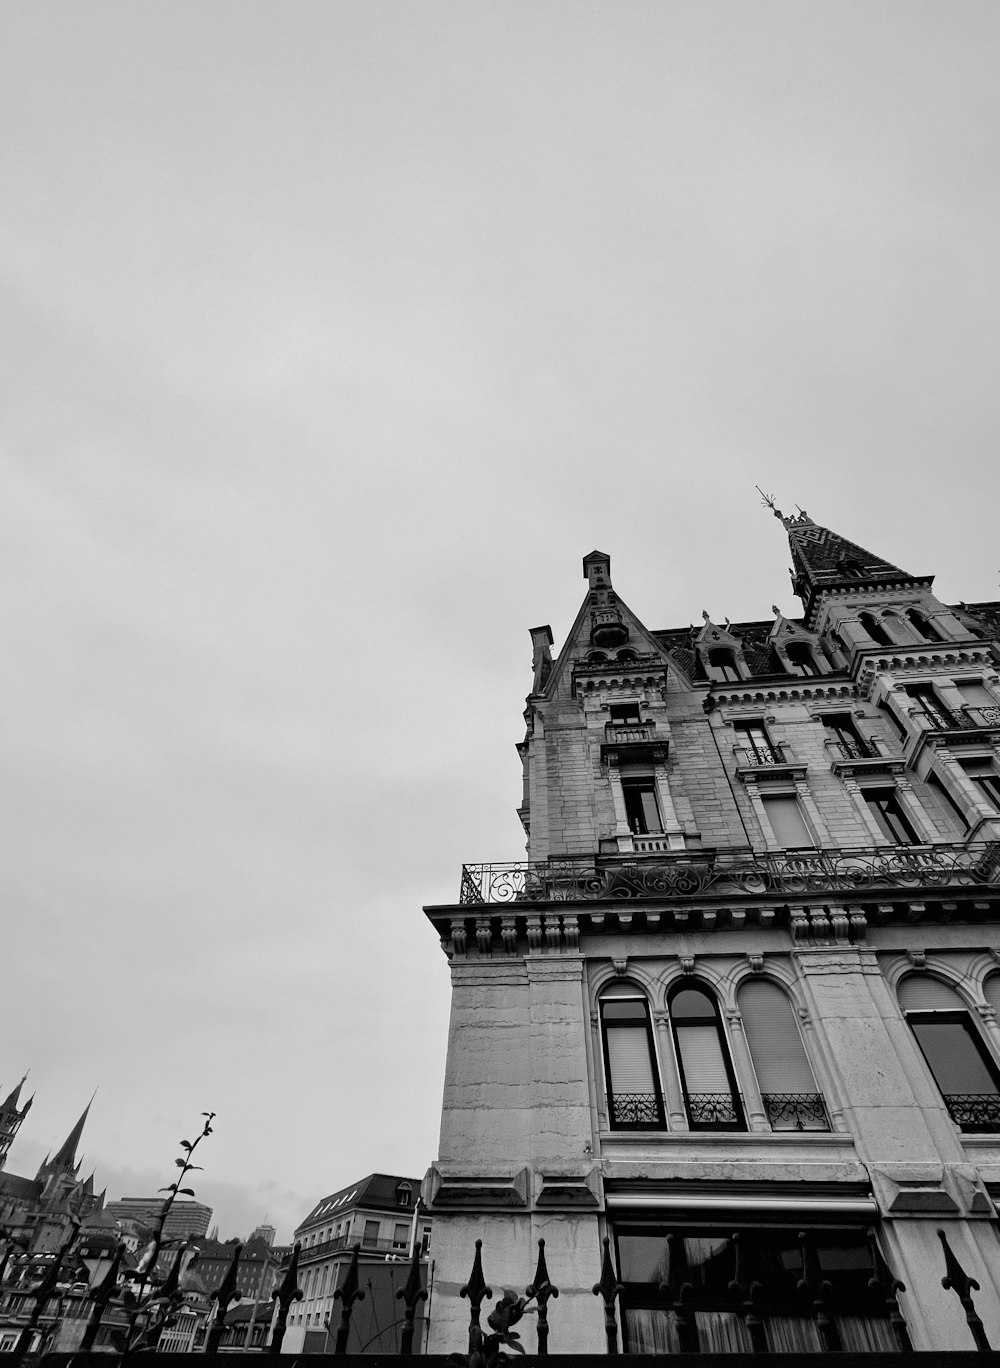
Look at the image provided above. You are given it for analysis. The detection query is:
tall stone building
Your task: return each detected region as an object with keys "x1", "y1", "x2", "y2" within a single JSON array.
[{"x1": 422, "y1": 511, "x2": 1000, "y2": 1355}]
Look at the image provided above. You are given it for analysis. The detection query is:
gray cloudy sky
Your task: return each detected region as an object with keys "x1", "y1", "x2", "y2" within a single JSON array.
[{"x1": 2, "y1": 1, "x2": 998, "y2": 1240}]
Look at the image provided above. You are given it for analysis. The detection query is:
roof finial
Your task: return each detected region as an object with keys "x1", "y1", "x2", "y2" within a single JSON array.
[
  {"x1": 771, "y1": 604, "x2": 782, "y2": 618},
  {"x1": 756, "y1": 486, "x2": 787, "y2": 522}
]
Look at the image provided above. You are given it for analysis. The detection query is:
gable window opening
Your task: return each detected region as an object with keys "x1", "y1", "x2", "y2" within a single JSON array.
[
  {"x1": 906, "y1": 608, "x2": 941, "y2": 642},
  {"x1": 599, "y1": 984, "x2": 665, "y2": 1130},
  {"x1": 615, "y1": 1223, "x2": 900, "y2": 1354},
  {"x1": 669, "y1": 985, "x2": 745, "y2": 1131},
  {"x1": 899, "y1": 976, "x2": 1000, "y2": 1133},
  {"x1": 862, "y1": 789, "x2": 918, "y2": 845},
  {"x1": 784, "y1": 641, "x2": 819, "y2": 676},
  {"x1": 859, "y1": 612, "x2": 893, "y2": 648},
  {"x1": 708, "y1": 648, "x2": 741, "y2": 683}
]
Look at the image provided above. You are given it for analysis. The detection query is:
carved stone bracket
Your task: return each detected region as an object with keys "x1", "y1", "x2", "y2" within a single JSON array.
[
  {"x1": 450, "y1": 919, "x2": 468, "y2": 957},
  {"x1": 680, "y1": 956, "x2": 695, "y2": 975},
  {"x1": 907, "y1": 950, "x2": 926, "y2": 968},
  {"x1": 500, "y1": 915, "x2": 517, "y2": 955},
  {"x1": 475, "y1": 917, "x2": 492, "y2": 956},
  {"x1": 613, "y1": 957, "x2": 628, "y2": 977},
  {"x1": 746, "y1": 953, "x2": 764, "y2": 973}
]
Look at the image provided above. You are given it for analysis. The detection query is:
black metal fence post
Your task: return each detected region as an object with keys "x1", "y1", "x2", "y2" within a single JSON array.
[
  {"x1": 867, "y1": 1227, "x2": 910, "y2": 1352},
  {"x1": 592, "y1": 1235, "x2": 624, "y2": 1355},
  {"x1": 660, "y1": 1231, "x2": 698, "y2": 1354},
  {"x1": 396, "y1": 1240, "x2": 427, "y2": 1356},
  {"x1": 526, "y1": 1237, "x2": 559, "y2": 1356},
  {"x1": 332, "y1": 1243, "x2": 365, "y2": 1354},
  {"x1": 459, "y1": 1238, "x2": 493, "y2": 1355},
  {"x1": 729, "y1": 1231, "x2": 767, "y2": 1354},
  {"x1": 797, "y1": 1229, "x2": 841, "y2": 1352},
  {"x1": 79, "y1": 1241, "x2": 126, "y2": 1352},
  {"x1": 205, "y1": 1241, "x2": 242, "y2": 1353},
  {"x1": 939, "y1": 1227, "x2": 992, "y2": 1352},
  {"x1": 268, "y1": 1240, "x2": 302, "y2": 1354}
]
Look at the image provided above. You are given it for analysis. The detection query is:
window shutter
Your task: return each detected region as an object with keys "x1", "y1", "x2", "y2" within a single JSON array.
[
  {"x1": 898, "y1": 976, "x2": 962, "y2": 1011},
  {"x1": 761, "y1": 795, "x2": 813, "y2": 847},
  {"x1": 676, "y1": 1024, "x2": 731, "y2": 1092},
  {"x1": 739, "y1": 981, "x2": 816, "y2": 1093},
  {"x1": 985, "y1": 977, "x2": 1000, "y2": 1017},
  {"x1": 606, "y1": 1025, "x2": 656, "y2": 1093}
]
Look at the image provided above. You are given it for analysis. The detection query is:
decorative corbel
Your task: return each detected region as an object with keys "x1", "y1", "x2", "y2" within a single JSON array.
[{"x1": 613, "y1": 957, "x2": 628, "y2": 977}]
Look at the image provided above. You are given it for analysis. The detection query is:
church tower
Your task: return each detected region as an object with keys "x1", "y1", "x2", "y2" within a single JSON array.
[
  {"x1": 423, "y1": 515, "x2": 1000, "y2": 1355},
  {"x1": 0, "y1": 1077, "x2": 31, "y2": 1171}
]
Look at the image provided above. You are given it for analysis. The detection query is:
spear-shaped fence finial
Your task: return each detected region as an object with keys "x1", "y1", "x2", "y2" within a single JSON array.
[
  {"x1": 867, "y1": 1228, "x2": 910, "y2": 1352},
  {"x1": 396, "y1": 1239, "x2": 428, "y2": 1356},
  {"x1": 459, "y1": 1238, "x2": 493, "y2": 1353},
  {"x1": 938, "y1": 1228, "x2": 991, "y2": 1352},
  {"x1": 592, "y1": 1235, "x2": 623, "y2": 1356},
  {"x1": 526, "y1": 1237, "x2": 559, "y2": 1356},
  {"x1": 797, "y1": 1229, "x2": 840, "y2": 1352},
  {"x1": 332, "y1": 1242, "x2": 366, "y2": 1354},
  {"x1": 206, "y1": 1241, "x2": 242, "y2": 1353},
  {"x1": 728, "y1": 1231, "x2": 766, "y2": 1353},
  {"x1": 268, "y1": 1240, "x2": 302, "y2": 1354}
]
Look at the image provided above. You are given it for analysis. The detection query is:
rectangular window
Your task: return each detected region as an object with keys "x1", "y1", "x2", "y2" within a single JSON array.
[
  {"x1": 363, "y1": 1220, "x2": 380, "y2": 1245},
  {"x1": 906, "y1": 684, "x2": 956, "y2": 729},
  {"x1": 961, "y1": 760, "x2": 1000, "y2": 812},
  {"x1": 820, "y1": 713, "x2": 868, "y2": 758},
  {"x1": 862, "y1": 790, "x2": 917, "y2": 844},
  {"x1": 734, "y1": 721, "x2": 779, "y2": 765},
  {"x1": 621, "y1": 778, "x2": 662, "y2": 834},
  {"x1": 927, "y1": 775, "x2": 970, "y2": 834},
  {"x1": 421, "y1": 1227, "x2": 432, "y2": 1255},
  {"x1": 610, "y1": 703, "x2": 641, "y2": 725},
  {"x1": 761, "y1": 794, "x2": 813, "y2": 848},
  {"x1": 392, "y1": 1223, "x2": 409, "y2": 1249},
  {"x1": 614, "y1": 1224, "x2": 895, "y2": 1354}
]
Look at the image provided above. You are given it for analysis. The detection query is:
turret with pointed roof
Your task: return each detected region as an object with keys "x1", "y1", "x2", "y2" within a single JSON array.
[
  {"x1": 770, "y1": 506, "x2": 932, "y2": 625},
  {"x1": 36, "y1": 1099, "x2": 91, "y2": 1189}
]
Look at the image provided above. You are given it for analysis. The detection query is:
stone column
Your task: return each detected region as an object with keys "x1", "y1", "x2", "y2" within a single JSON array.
[
  {"x1": 724, "y1": 1007, "x2": 768, "y2": 1132},
  {"x1": 794, "y1": 777, "x2": 830, "y2": 845},
  {"x1": 652, "y1": 753, "x2": 686, "y2": 851},
  {"x1": 652, "y1": 1010, "x2": 688, "y2": 1130},
  {"x1": 895, "y1": 776, "x2": 939, "y2": 843}
]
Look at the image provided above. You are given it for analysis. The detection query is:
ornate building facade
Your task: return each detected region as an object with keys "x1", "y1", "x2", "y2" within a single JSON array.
[{"x1": 422, "y1": 512, "x2": 1000, "y2": 1354}]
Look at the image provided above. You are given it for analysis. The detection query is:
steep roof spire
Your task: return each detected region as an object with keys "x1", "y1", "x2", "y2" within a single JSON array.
[
  {"x1": 1, "y1": 1075, "x2": 29, "y2": 1115},
  {"x1": 45, "y1": 1095, "x2": 95, "y2": 1177},
  {"x1": 759, "y1": 494, "x2": 931, "y2": 620}
]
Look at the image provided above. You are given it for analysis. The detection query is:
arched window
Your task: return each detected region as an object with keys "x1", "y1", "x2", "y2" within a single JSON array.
[
  {"x1": 858, "y1": 612, "x2": 892, "y2": 647},
  {"x1": 707, "y1": 648, "x2": 740, "y2": 682},
  {"x1": 738, "y1": 980, "x2": 829, "y2": 1131},
  {"x1": 669, "y1": 984, "x2": 744, "y2": 1130},
  {"x1": 906, "y1": 608, "x2": 941, "y2": 642},
  {"x1": 784, "y1": 641, "x2": 819, "y2": 676},
  {"x1": 599, "y1": 982, "x2": 665, "y2": 1130},
  {"x1": 898, "y1": 975, "x2": 1000, "y2": 1132},
  {"x1": 587, "y1": 650, "x2": 608, "y2": 664}
]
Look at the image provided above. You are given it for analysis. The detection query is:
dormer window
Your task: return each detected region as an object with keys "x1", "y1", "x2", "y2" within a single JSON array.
[
  {"x1": 784, "y1": 641, "x2": 819, "y2": 676},
  {"x1": 395, "y1": 1182, "x2": 413, "y2": 1208},
  {"x1": 707, "y1": 648, "x2": 740, "y2": 683}
]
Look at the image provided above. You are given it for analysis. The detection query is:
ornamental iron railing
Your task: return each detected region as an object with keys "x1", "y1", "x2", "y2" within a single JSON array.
[
  {"x1": 608, "y1": 1093, "x2": 664, "y2": 1127},
  {"x1": 733, "y1": 742, "x2": 787, "y2": 767},
  {"x1": 458, "y1": 841, "x2": 1000, "y2": 905},
  {"x1": 918, "y1": 706, "x2": 1000, "y2": 733},
  {"x1": 943, "y1": 1093, "x2": 1000, "y2": 1133},
  {"x1": 686, "y1": 1092, "x2": 743, "y2": 1128},
  {"x1": 762, "y1": 1092, "x2": 831, "y2": 1131},
  {"x1": 827, "y1": 736, "x2": 880, "y2": 761}
]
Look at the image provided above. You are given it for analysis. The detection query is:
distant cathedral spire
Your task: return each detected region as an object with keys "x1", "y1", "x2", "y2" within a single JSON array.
[
  {"x1": 0, "y1": 1074, "x2": 31, "y2": 1171},
  {"x1": 37, "y1": 1095, "x2": 94, "y2": 1183}
]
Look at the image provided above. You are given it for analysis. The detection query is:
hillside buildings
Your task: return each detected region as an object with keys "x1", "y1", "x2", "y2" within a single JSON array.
[
  {"x1": 422, "y1": 512, "x2": 1000, "y2": 1355},
  {"x1": 104, "y1": 1196, "x2": 213, "y2": 1241}
]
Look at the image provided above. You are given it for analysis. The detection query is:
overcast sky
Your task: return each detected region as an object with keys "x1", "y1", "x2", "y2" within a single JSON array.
[{"x1": 2, "y1": 1, "x2": 998, "y2": 1241}]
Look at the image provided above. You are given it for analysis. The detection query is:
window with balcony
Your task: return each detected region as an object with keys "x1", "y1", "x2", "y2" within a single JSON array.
[
  {"x1": 734, "y1": 720, "x2": 779, "y2": 765},
  {"x1": 738, "y1": 979, "x2": 829, "y2": 1131},
  {"x1": 926, "y1": 774, "x2": 970, "y2": 835},
  {"x1": 821, "y1": 713, "x2": 869, "y2": 760},
  {"x1": 760, "y1": 793, "x2": 814, "y2": 848},
  {"x1": 956, "y1": 679, "x2": 1000, "y2": 726},
  {"x1": 669, "y1": 984, "x2": 744, "y2": 1130},
  {"x1": 599, "y1": 982, "x2": 665, "y2": 1130},
  {"x1": 898, "y1": 975, "x2": 1000, "y2": 1132},
  {"x1": 615, "y1": 1224, "x2": 898, "y2": 1353},
  {"x1": 862, "y1": 789, "x2": 918, "y2": 844},
  {"x1": 960, "y1": 760, "x2": 1000, "y2": 812},
  {"x1": 621, "y1": 777, "x2": 662, "y2": 834},
  {"x1": 905, "y1": 683, "x2": 956, "y2": 730},
  {"x1": 609, "y1": 703, "x2": 642, "y2": 725}
]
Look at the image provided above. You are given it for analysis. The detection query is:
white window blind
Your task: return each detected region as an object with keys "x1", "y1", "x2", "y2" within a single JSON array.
[
  {"x1": 606, "y1": 1025, "x2": 656, "y2": 1093},
  {"x1": 956, "y1": 680, "x2": 995, "y2": 707},
  {"x1": 761, "y1": 795, "x2": 813, "y2": 847},
  {"x1": 739, "y1": 981, "x2": 816, "y2": 1093},
  {"x1": 897, "y1": 976, "x2": 962, "y2": 1011},
  {"x1": 984, "y1": 976, "x2": 1000, "y2": 1017},
  {"x1": 676, "y1": 1025, "x2": 730, "y2": 1092}
]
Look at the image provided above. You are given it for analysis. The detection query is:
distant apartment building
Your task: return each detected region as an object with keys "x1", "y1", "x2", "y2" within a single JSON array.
[
  {"x1": 105, "y1": 1196, "x2": 212, "y2": 1240},
  {"x1": 281, "y1": 1173, "x2": 432, "y2": 1355}
]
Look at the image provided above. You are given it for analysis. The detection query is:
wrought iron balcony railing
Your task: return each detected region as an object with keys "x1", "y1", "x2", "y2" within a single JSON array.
[
  {"x1": 943, "y1": 1093, "x2": 1000, "y2": 1132},
  {"x1": 916, "y1": 705, "x2": 1000, "y2": 733},
  {"x1": 733, "y1": 742, "x2": 788, "y2": 767},
  {"x1": 609, "y1": 1092, "x2": 665, "y2": 1127},
  {"x1": 762, "y1": 1092, "x2": 831, "y2": 1131},
  {"x1": 826, "y1": 737, "x2": 880, "y2": 761},
  {"x1": 457, "y1": 841, "x2": 1000, "y2": 905},
  {"x1": 687, "y1": 1092, "x2": 744, "y2": 1129}
]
